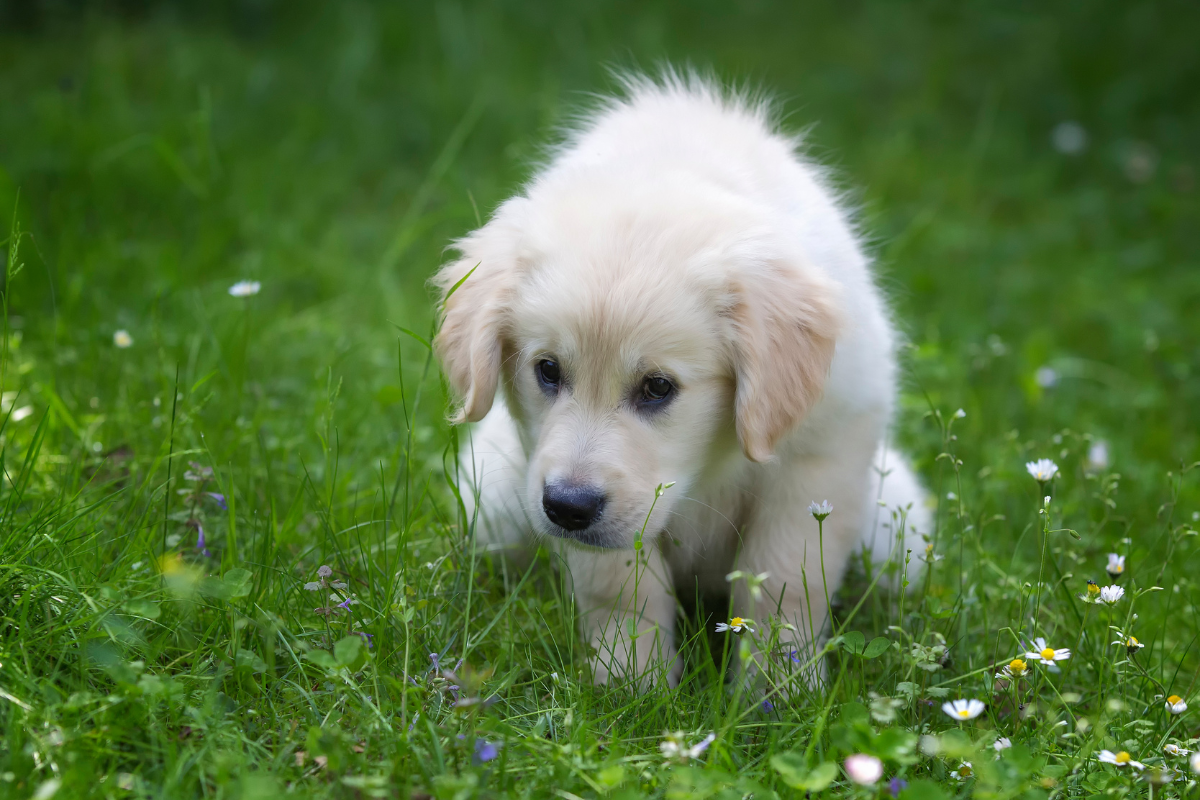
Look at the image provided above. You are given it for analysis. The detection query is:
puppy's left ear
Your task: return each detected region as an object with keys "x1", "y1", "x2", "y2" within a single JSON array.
[{"x1": 729, "y1": 258, "x2": 842, "y2": 462}]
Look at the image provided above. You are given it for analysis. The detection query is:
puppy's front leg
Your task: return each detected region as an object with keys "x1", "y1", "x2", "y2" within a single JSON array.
[
  {"x1": 737, "y1": 456, "x2": 870, "y2": 688},
  {"x1": 565, "y1": 545, "x2": 679, "y2": 688}
]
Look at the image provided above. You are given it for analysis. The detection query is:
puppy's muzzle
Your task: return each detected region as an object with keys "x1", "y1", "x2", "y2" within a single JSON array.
[{"x1": 542, "y1": 481, "x2": 606, "y2": 532}]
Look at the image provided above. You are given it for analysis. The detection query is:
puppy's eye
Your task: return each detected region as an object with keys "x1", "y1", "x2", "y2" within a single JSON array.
[
  {"x1": 640, "y1": 375, "x2": 674, "y2": 405},
  {"x1": 536, "y1": 359, "x2": 561, "y2": 390}
]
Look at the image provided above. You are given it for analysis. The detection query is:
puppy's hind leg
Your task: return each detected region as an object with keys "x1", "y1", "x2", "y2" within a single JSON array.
[{"x1": 859, "y1": 446, "x2": 932, "y2": 586}]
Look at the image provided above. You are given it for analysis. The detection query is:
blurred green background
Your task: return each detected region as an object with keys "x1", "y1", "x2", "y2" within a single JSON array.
[
  {"x1": 1, "y1": 2, "x2": 1199, "y2": 796},
  {"x1": 2, "y1": 0, "x2": 1198, "y2": 476}
]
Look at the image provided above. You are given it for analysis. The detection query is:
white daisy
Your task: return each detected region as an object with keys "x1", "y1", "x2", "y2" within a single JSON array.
[
  {"x1": 1106, "y1": 553, "x2": 1125, "y2": 578},
  {"x1": 1164, "y1": 744, "x2": 1191, "y2": 757},
  {"x1": 1098, "y1": 750, "x2": 1145, "y2": 770},
  {"x1": 1165, "y1": 695, "x2": 1188, "y2": 715},
  {"x1": 1099, "y1": 585, "x2": 1125, "y2": 605},
  {"x1": 952, "y1": 762, "x2": 974, "y2": 782},
  {"x1": 942, "y1": 699, "x2": 985, "y2": 721},
  {"x1": 1025, "y1": 637, "x2": 1071, "y2": 666},
  {"x1": 1080, "y1": 580, "x2": 1102, "y2": 603},
  {"x1": 113, "y1": 330, "x2": 133, "y2": 348},
  {"x1": 808, "y1": 500, "x2": 833, "y2": 522},
  {"x1": 714, "y1": 616, "x2": 754, "y2": 634},
  {"x1": 844, "y1": 754, "x2": 884, "y2": 785},
  {"x1": 994, "y1": 737, "x2": 1012, "y2": 754},
  {"x1": 1025, "y1": 459, "x2": 1059, "y2": 482},
  {"x1": 995, "y1": 658, "x2": 1029, "y2": 681},
  {"x1": 228, "y1": 280, "x2": 262, "y2": 297},
  {"x1": 1112, "y1": 633, "x2": 1144, "y2": 655}
]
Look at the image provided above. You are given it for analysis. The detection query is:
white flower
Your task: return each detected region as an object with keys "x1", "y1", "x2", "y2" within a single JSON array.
[
  {"x1": 11, "y1": 406, "x2": 33, "y2": 422},
  {"x1": 1087, "y1": 440, "x2": 1110, "y2": 471},
  {"x1": 1164, "y1": 744, "x2": 1191, "y2": 757},
  {"x1": 953, "y1": 408, "x2": 966, "y2": 419},
  {"x1": 1026, "y1": 459, "x2": 1058, "y2": 482},
  {"x1": 1035, "y1": 366, "x2": 1058, "y2": 388},
  {"x1": 808, "y1": 500, "x2": 833, "y2": 522},
  {"x1": 996, "y1": 658, "x2": 1029, "y2": 680},
  {"x1": 1098, "y1": 750, "x2": 1145, "y2": 770},
  {"x1": 113, "y1": 330, "x2": 133, "y2": 348},
  {"x1": 715, "y1": 616, "x2": 754, "y2": 634},
  {"x1": 993, "y1": 737, "x2": 1012, "y2": 754},
  {"x1": 1099, "y1": 585, "x2": 1125, "y2": 605},
  {"x1": 1025, "y1": 637, "x2": 1071, "y2": 666},
  {"x1": 952, "y1": 762, "x2": 974, "y2": 782},
  {"x1": 1080, "y1": 580, "x2": 1102, "y2": 603},
  {"x1": 942, "y1": 699, "x2": 985, "y2": 721},
  {"x1": 1112, "y1": 633, "x2": 1144, "y2": 654},
  {"x1": 660, "y1": 731, "x2": 715, "y2": 761},
  {"x1": 844, "y1": 754, "x2": 884, "y2": 785},
  {"x1": 1106, "y1": 553, "x2": 1125, "y2": 577},
  {"x1": 1191, "y1": 751, "x2": 1200, "y2": 774},
  {"x1": 1165, "y1": 695, "x2": 1188, "y2": 715},
  {"x1": 1052, "y1": 121, "x2": 1088, "y2": 155},
  {"x1": 228, "y1": 280, "x2": 262, "y2": 297}
]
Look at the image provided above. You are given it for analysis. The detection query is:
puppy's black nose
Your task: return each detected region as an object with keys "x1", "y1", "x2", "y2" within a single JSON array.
[{"x1": 542, "y1": 482, "x2": 606, "y2": 531}]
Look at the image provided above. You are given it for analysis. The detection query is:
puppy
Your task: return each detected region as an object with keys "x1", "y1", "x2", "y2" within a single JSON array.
[{"x1": 433, "y1": 74, "x2": 930, "y2": 687}]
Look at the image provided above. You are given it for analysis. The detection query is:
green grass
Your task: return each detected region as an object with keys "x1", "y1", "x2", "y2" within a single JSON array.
[{"x1": 2, "y1": 1, "x2": 1199, "y2": 797}]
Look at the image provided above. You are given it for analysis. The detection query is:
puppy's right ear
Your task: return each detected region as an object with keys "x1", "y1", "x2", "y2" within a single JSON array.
[{"x1": 432, "y1": 199, "x2": 529, "y2": 424}]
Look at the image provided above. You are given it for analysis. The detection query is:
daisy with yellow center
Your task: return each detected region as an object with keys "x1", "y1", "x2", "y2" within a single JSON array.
[
  {"x1": 995, "y1": 658, "x2": 1028, "y2": 680},
  {"x1": 1098, "y1": 750, "x2": 1145, "y2": 770},
  {"x1": 952, "y1": 762, "x2": 974, "y2": 782},
  {"x1": 715, "y1": 616, "x2": 754, "y2": 634},
  {"x1": 942, "y1": 699, "x2": 985, "y2": 721},
  {"x1": 1080, "y1": 580, "x2": 1101, "y2": 603},
  {"x1": 1165, "y1": 695, "x2": 1188, "y2": 715},
  {"x1": 1106, "y1": 553, "x2": 1125, "y2": 577},
  {"x1": 1025, "y1": 637, "x2": 1070, "y2": 666},
  {"x1": 1164, "y1": 744, "x2": 1191, "y2": 757}
]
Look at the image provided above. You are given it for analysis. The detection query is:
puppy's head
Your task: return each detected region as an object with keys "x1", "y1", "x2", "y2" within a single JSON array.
[{"x1": 434, "y1": 181, "x2": 841, "y2": 548}]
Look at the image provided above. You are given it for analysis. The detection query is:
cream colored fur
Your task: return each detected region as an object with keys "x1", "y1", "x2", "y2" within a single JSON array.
[{"x1": 434, "y1": 74, "x2": 930, "y2": 688}]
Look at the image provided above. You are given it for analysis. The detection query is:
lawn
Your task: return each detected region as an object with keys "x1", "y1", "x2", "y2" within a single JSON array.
[{"x1": 1, "y1": 1, "x2": 1199, "y2": 798}]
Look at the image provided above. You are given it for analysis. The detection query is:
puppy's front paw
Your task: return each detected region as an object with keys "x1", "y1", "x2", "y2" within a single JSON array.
[{"x1": 588, "y1": 626, "x2": 680, "y2": 689}]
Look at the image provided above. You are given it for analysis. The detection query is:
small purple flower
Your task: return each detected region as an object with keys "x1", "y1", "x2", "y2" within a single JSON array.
[
  {"x1": 472, "y1": 738, "x2": 500, "y2": 764},
  {"x1": 889, "y1": 777, "x2": 908, "y2": 797},
  {"x1": 194, "y1": 522, "x2": 211, "y2": 557},
  {"x1": 761, "y1": 699, "x2": 774, "y2": 712},
  {"x1": 206, "y1": 492, "x2": 227, "y2": 510},
  {"x1": 429, "y1": 652, "x2": 440, "y2": 670},
  {"x1": 789, "y1": 649, "x2": 801, "y2": 664},
  {"x1": 354, "y1": 631, "x2": 374, "y2": 648}
]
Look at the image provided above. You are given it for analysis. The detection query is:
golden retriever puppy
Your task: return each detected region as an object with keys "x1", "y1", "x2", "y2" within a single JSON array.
[{"x1": 433, "y1": 74, "x2": 929, "y2": 687}]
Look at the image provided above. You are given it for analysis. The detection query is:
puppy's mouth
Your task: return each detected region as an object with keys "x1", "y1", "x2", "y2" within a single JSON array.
[{"x1": 543, "y1": 522, "x2": 628, "y2": 550}]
